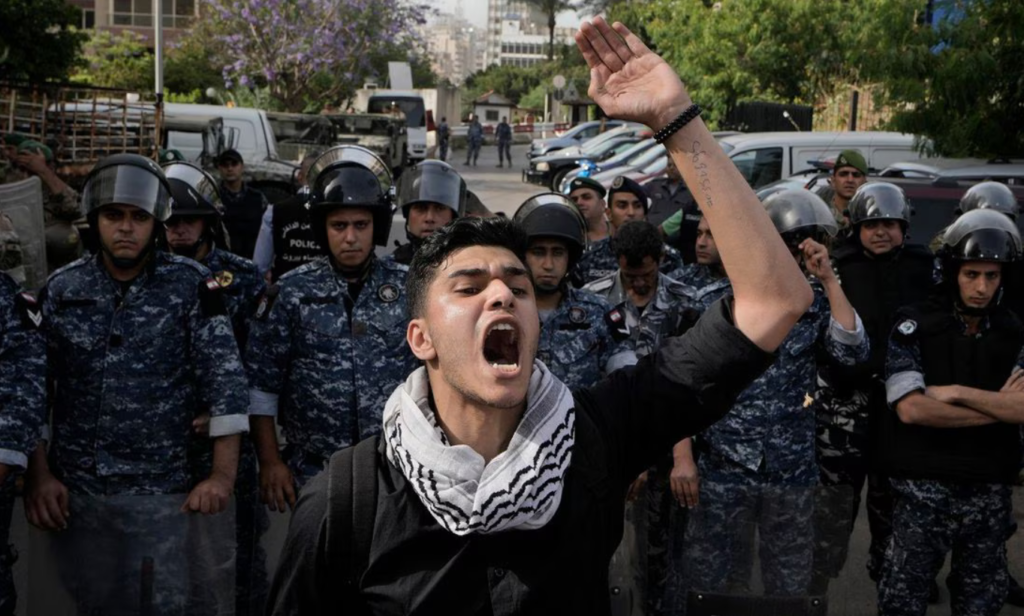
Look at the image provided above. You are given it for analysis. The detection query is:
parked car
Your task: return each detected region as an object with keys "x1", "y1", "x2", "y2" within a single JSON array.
[
  {"x1": 878, "y1": 158, "x2": 993, "y2": 179},
  {"x1": 524, "y1": 126, "x2": 651, "y2": 190},
  {"x1": 937, "y1": 162, "x2": 1024, "y2": 186},
  {"x1": 528, "y1": 120, "x2": 632, "y2": 158},
  {"x1": 559, "y1": 139, "x2": 663, "y2": 192},
  {"x1": 719, "y1": 131, "x2": 929, "y2": 189}
]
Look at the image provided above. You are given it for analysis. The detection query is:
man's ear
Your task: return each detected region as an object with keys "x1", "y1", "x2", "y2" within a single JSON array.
[{"x1": 407, "y1": 318, "x2": 437, "y2": 361}]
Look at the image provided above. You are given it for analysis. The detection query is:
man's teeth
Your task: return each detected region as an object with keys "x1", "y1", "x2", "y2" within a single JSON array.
[
  {"x1": 491, "y1": 362, "x2": 519, "y2": 372},
  {"x1": 492, "y1": 323, "x2": 513, "y2": 330}
]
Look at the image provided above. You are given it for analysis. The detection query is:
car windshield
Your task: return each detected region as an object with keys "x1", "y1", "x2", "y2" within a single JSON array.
[
  {"x1": 599, "y1": 139, "x2": 656, "y2": 166},
  {"x1": 628, "y1": 143, "x2": 666, "y2": 167},
  {"x1": 581, "y1": 128, "x2": 631, "y2": 155},
  {"x1": 367, "y1": 97, "x2": 425, "y2": 128},
  {"x1": 330, "y1": 116, "x2": 393, "y2": 136}
]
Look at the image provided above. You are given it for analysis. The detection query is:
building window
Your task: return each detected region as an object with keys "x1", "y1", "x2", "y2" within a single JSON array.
[
  {"x1": 110, "y1": 0, "x2": 196, "y2": 28},
  {"x1": 486, "y1": 110, "x2": 499, "y2": 122},
  {"x1": 82, "y1": 8, "x2": 96, "y2": 28}
]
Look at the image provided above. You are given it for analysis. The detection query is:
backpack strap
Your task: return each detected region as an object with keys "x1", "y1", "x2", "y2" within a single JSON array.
[{"x1": 325, "y1": 435, "x2": 381, "y2": 606}]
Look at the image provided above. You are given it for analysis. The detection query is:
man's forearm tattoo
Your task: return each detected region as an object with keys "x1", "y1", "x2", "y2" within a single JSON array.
[{"x1": 690, "y1": 141, "x2": 714, "y2": 209}]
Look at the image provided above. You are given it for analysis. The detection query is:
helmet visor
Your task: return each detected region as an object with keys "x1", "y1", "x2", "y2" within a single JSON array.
[
  {"x1": 399, "y1": 163, "x2": 466, "y2": 216},
  {"x1": 163, "y1": 163, "x2": 223, "y2": 215},
  {"x1": 82, "y1": 165, "x2": 171, "y2": 221}
]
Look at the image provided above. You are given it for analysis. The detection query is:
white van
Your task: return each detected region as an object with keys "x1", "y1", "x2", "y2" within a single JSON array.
[{"x1": 719, "y1": 131, "x2": 929, "y2": 189}]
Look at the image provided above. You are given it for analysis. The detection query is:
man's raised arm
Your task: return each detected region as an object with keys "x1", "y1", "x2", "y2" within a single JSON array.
[{"x1": 576, "y1": 18, "x2": 812, "y2": 351}]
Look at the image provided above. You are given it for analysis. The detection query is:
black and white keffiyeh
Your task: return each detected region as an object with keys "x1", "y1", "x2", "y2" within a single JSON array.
[{"x1": 382, "y1": 361, "x2": 575, "y2": 536}]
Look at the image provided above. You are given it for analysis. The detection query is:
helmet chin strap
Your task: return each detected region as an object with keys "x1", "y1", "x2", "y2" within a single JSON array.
[
  {"x1": 954, "y1": 287, "x2": 1003, "y2": 317},
  {"x1": 101, "y1": 237, "x2": 154, "y2": 271},
  {"x1": 172, "y1": 238, "x2": 206, "y2": 260}
]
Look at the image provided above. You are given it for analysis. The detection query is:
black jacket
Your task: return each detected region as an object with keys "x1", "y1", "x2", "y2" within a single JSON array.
[{"x1": 267, "y1": 299, "x2": 772, "y2": 616}]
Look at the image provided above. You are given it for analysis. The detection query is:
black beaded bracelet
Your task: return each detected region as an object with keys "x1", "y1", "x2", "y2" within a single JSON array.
[{"x1": 653, "y1": 104, "x2": 702, "y2": 144}]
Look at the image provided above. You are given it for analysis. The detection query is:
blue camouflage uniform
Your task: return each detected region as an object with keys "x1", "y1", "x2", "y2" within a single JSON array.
[
  {"x1": 201, "y1": 246, "x2": 266, "y2": 353},
  {"x1": 577, "y1": 236, "x2": 684, "y2": 286},
  {"x1": 0, "y1": 272, "x2": 45, "y2": 613},
  {"x1": 41, "y1": 251, "x2": 250, "y2": 615},
  {"x1": 669, "y1": 263, "x2": 731, "y2": 309},
  {"x1": 192, "y1": 246, "x2": 266, "y2": 616},
  {"x1": 879, "y1": 307, "x2": 1024, "y2": 616},
  {"x1": 246, "y1": 256, "x2": 418, "y2": 486},
  {"x1": 583, "y1": 269, "x2": 698, "y2": 614},
  {"x1": 583, "y1": 271, "x2": 698, "y2": 359},
  {"x1": 684, "y1": 281, "x2": 869, "y2": 597},
  {"x1": 42, "y1": 251, "x2": 250, "y2": 495},
  {"x1": 536, "y1": 287, "x2": 636, "y2": 391}
]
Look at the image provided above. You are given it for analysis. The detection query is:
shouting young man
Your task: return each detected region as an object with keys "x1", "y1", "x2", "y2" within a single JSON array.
[{"x1": 267, "y1": 18, "x2": 813, "y2": 615}]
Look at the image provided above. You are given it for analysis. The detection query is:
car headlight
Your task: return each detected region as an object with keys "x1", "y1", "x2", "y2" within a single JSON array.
[{"x1": 535, "y1": 162, "x2": 550, "y2": 171}]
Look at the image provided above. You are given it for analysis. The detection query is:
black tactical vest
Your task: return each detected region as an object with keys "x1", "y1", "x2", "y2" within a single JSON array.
[
  {"x1": 830, "y1": 242, "x2": 936, "y2": 384},
  {"x1": 271, "y1": 196, "x2": 320, "y2": 281},
  {"x1": 878, "y1": 300, "x2": 1024, "y2": 484}
]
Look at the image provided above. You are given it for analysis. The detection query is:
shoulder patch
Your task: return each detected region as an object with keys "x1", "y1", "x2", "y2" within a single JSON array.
[
  {"x1": 214, "y1": 270, "x2": 234, "y2": 288},
  {"x1": 897, "y1": 319, "x2": 917, "y2": 336},
  {"x1": 255, "y1": 285, "x2": 281, "y2": 321},
  {"x1": 15, "y1": 292, "x2": 42, "y2": 330},
  {"x1": 198, "y1": 278, "x2": 228, "y2": 317},
  {"x1": 568, "y1": 306, "x2": 587, "y2": 324},
  {"x1": 377, "y1": 283, "x2": 400, "y2": 303}
]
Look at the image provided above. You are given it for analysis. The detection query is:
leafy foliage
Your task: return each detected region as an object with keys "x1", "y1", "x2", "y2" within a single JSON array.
[
  {"x1": 0, "y1": 0, "x2": 86, "y2": 83},
  {"x1": 72, "y1": 30, "x2": 154, "y2": 91}
]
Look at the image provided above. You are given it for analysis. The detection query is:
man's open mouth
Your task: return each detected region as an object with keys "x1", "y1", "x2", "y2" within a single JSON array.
[{"x1": 483, "y1": 322, "x2": 520, "y2": 372}]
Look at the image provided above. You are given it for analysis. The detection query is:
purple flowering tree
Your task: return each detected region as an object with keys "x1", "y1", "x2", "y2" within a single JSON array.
[{"x1": 197, "y1": 0, "x2": 428, "y2": 110}]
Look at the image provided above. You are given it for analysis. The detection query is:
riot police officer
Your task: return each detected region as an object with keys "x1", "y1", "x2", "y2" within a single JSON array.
[
  {"x1": 386, "y1": 160, "x2": 466, "y2": 265},
  {"x1": 246, "y1": 146, "x2": 418, "y2": 510},
  {"x1": 810, "y1": 182, "x2": 937, "y2": 594},
  {"x1": 577, "y1": 176, "x2": 683, "y2": 286},
  {"x1": 513, "y1": 193, "x2": 635, "y2": 390},
  {"x1": 0, "y1": 272, "x2": 44, "y2": 614},
  {"x1": 26, "y1": 153, "x2": 249, "y2": 613},
  {"x1": 879, "y1": 209, "x2": 1024, "y2": 616},
  {"x1": 163, "y1": 161, "x2": 265, "y2": 350},
  {"x1": 679, "y1": 188, "x2": 868, "y2": 599},
  {"x1": 162, "y1": 160, "x2": 268, "y2": 615}
]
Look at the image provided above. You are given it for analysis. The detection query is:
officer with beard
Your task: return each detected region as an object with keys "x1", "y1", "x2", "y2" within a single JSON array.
[
  {"x1": 513, "y1": 193, "x2": 636, "y2": 390},
  {"x1": 246, "y1": 146, "x2": 419, "y2": 512},
  {"x1": 879, "y1": 209, "x2": 1024, "y2": 616},
  {"x1": 386, "y1": 160, "x2": 466, "y2": 266},
  {"x1": 809, "y1": 182, "x2": 937, "y2": 596}
]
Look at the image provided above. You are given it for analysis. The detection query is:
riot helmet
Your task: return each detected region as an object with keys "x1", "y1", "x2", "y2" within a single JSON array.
[
  {"x1": 514, "y1": 193, "x2": 588, "y2": 266},
  {"x1": 397, "y1": 160, "x2": 467, "y2": 219},
  {"x1": 939, "y1": 209, "x2": 1022, "y2": 313},
  {"x1": 956, "y1": 181, "x2": 1020, "y2": 220},
  {"x1": 307, "y1": 145, "x2": 394, "y2": 249},
  {"x1": 81, "y1": 153, "x2": 171, "y2": 268},
  {"x1": 763, "y1": 188, "x2": 839, "y2": 250},
  {"x1": 161, "y1": 161, "x2": 230, "y2": 255},
  {"x1": 847, "y1": 182, "x2": 912, "y2": 228},
  {"x1": 81, "y1": 153, "x2": 172, "y2": 222},
  {"x1": 941, "y1": 209, "x2": 1022, "y2": 264}
]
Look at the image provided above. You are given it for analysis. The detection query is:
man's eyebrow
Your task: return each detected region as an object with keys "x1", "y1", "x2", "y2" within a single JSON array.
[{"x1": 447, "y1": 265, "x2": 529, "y2": 279}]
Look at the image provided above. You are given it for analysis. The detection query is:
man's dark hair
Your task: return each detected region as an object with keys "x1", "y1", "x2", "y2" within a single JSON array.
[
  {"x1": 614, "y1": 220, "x2": 663, "y2": 268},
  {"x1": 407, "y1": 216, "x2": 529, "y2": 318}
]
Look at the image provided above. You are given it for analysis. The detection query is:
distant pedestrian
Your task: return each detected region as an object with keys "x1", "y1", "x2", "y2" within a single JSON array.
[
  {"x1": 465, "y1": 115, "x2": 483, "y2": 166},
  {"x1": 496, "y1": 116, "x2": 512, "y2": 168},
  {"x1": 437, "y1": 117, "x2": 450, "y2": 162},
  {"x1": 217, "y1": 149, "x2": 269, "y2": 260}
]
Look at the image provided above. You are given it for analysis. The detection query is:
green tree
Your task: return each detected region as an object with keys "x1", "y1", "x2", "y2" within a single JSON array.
[
  {"x1": 0, "y1": 0, "x2": 86, "y2": 82},
  {"x1": 165, "y1": 37, "x2": 223, "y2": 96},
  {"x1": 72, "y1": 30, "x2": 154, "y2": 91},
  {"x1": 883, "y1": 0, "x2": 1024, "y2": 157}
]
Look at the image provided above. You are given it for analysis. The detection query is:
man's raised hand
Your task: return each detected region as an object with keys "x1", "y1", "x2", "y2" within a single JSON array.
[{"x1": 575, "y1": 17, "x2": 692, "y2": 131}]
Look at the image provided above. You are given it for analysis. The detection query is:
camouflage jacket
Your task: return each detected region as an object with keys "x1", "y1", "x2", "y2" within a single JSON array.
[
  {"x1": 577, "y1": 236, "x2": 684, "y2": 286},
  {"x1": 0, "y1": 272, "x2": 45, "y2": 469},
  {"x1": 583, "y1": 271, "x2": 699, "y2": 359},
  {"x1": 201, "y1": 246, "x2": 266, "y2": 351},
  {"x1": 245, "y1": 256, "x2": 418, "y2": 461},
  {"x1": 700, "y1": 281, "x2": 870, "y2": 475},
  {"x1": 669, "y1": 263, "x2": 732, "y2": 308},
  {"x1": 42, "y1": 252, "x2": 249, "y2": 493},
  {"x1": 537, "y1": 287, "x2": 637, "y2": 391}
]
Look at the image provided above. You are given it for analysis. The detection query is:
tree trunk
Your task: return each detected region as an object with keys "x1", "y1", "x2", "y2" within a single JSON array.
[{"x1": 548, "y1": 13, "x2": 556, "y2": 61}]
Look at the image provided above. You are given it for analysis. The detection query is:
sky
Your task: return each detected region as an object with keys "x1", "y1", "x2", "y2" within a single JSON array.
[{"x1": 435, "y1": 0, "x2": 586, "y2": 28}]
